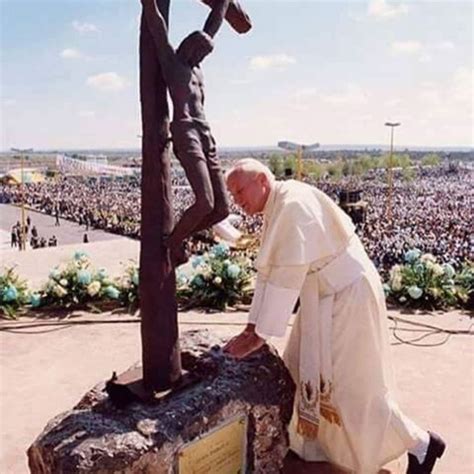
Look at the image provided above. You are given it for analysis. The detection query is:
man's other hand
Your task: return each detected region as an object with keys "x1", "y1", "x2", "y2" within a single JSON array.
[{"x1": 223, "y1": 327, "x2": 265, "y2": 359}]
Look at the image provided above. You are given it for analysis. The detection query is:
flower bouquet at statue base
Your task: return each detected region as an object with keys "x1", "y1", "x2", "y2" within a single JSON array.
[
  {"x1": 384, "y1": 249, "x2": 472, "y2": 310},
  {"x1": 176, "y1": 242, "x2": 254, "y2": 311},
  {"x1": 37, "y1": 251, "x2": 122, "y2": 313}
]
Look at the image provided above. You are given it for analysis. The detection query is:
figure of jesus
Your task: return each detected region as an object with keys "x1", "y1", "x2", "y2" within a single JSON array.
[{"x1": 140, "y1": 0, "x2": 250, "y2": 265}]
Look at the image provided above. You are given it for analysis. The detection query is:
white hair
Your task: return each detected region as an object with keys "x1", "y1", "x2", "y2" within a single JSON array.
[{"x1": 225, "y1": 158, "x2": 275, "y2": 183}]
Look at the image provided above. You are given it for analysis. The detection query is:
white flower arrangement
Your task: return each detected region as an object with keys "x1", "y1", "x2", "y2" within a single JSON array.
[
  {"x1": 38, "y1": 252, "x2": 121, "y2": 309},
  {"x1": 177, "y1": 243, "x2": 253, "y2": 310},
  {"x1": 385, "y1": 250, "x2": 472, "y2": 310}
]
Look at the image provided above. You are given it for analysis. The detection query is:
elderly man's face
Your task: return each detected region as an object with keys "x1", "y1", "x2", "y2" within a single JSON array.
[{"x1": 227, "y1": 171, "x2": 269, "y2": 215}]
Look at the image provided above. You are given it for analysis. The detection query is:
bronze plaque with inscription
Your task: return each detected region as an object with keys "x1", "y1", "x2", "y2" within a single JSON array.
[{"x1": 178, "y1": 414, "x2": 247, "y2": 474}]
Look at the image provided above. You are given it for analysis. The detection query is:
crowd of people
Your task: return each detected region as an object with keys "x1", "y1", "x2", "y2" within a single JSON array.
[{"x1": 0, "y1": 163, "x2": 472, "y2": 274}]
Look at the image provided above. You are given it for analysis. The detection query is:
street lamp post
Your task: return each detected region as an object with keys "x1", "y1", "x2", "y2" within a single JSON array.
[
  {"x1": 11, "y1": 148, "x2": 30, "y2": 250},
  {"x1": 277, "y1": 141, "x2": 320, "y2": 180},
  {"x1": 384, "y1": 122, "x2": 400, "y2": 223}
]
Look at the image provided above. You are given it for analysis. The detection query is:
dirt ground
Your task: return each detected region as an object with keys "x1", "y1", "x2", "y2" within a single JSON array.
[{"x1": 1, "y1": 309, "x2": 472, "y2": 474}]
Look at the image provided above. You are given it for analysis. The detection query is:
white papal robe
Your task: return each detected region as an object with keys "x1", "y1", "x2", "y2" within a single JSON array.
[{"x1": 248, "y1": 180, "x2": 424, "y2": 473}]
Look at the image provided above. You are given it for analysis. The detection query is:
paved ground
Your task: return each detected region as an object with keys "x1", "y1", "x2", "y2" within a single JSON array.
[
  {"x1": 1, "y1": 235, "x2": 139, "y2": 290},
  {"x1": 1, "y1": 237, "x2": 473, "y2": 473},
  {"x1": 0, "y1": 204, "x2": 125, "y2": 251}
]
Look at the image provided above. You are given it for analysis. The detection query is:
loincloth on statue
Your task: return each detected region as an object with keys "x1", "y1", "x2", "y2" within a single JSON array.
[{"x1": 170, "y1": 118, "x2": 217, "y2": 166}]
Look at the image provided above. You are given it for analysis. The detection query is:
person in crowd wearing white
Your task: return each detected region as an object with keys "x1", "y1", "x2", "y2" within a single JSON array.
[{"x1": 223, "y1": 158, "x2": 446, "y2": 474}]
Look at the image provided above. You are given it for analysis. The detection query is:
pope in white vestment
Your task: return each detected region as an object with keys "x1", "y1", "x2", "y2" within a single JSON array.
[{"x1": 223, "y1": 159, "x2": 440, "y2": 473}]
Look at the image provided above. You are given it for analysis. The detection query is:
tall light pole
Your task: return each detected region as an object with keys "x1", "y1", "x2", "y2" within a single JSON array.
[
  {"x1": 11, "y1": 147, "x2": 31, "y2": 250},
  {"x1": 384, "y1": 122, "x2": 400, "y2": 223},
  {"x1": 277, "y1": 141, "x2": 320, "y2": 179}
]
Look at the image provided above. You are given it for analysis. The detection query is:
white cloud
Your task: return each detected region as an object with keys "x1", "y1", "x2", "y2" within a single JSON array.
[
  {"x1": 86, "y1": 72, "x2": 128, "y2": 92},
  {"x1": 391, "y1": 40, "x2": 455, "y2": 62},
  {"x1": 72, "y1": 21, "x2": 99, "y2": 34},
  {"x1": 3, "y1": 99, "x2": 17, "y2": 107},
  {"x1": 391, "y1": 41, "x2": 423, "y2": 55},
  {"x1": 60, "y1": 48, "x2": 85, "y2": 59},
  {"x1": 320, "y1": 84, "x2": 369, "y2": 106},
  {"x1": 367, "y1": 0, "x2": 409, "y2": 20},
  {"x1": 249, "y1": 54, "x2": 296, "y2": 71}
]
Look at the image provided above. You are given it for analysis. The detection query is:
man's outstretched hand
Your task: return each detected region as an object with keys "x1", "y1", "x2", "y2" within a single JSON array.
[{"x1": 223, "y1": 324, "x2": 265, "y2": 359}]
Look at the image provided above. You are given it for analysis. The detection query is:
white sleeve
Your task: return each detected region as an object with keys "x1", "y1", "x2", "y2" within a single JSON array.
[
  {"x1": 248, "y1": 275, "x2": 265, "y2": 324},
  {"x1": 253, "y1": 264, "x2": 309, "y2": 339}
]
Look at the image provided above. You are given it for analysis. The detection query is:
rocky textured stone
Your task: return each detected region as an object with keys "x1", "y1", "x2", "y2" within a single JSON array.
[{"x1": 28, "y1": 329, "x2": 295, "y2": 473}]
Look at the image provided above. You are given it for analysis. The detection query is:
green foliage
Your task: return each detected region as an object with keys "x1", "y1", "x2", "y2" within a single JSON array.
[
  {"x1": 0, "y1": 267, "x2": 30, "y2": 319},
  {"x1": 422, "y1": 153, "x2": 441, "y2": 167},
  {"x1": 176, "y1": 243, "x2": 253, "y2": 310},
  {"x1": 398, "y1": 153, "x2": 412, "y2": 169},
  {"x1": 402, "y1": 167, "x2": 416, "y2": 182},
  {"x1": 385, "y1": 250, "x2": 472, "y2": 310},
  {"x1": 284, "y1": 155, "x2": 297, "y2": 175},
  {"x1": 454, "y1": 261, "x2": 474, "y2": 308},
  {"x1": 268, "y1": 154, "x2": 284, "y2": 177},
  {"x1": 305, "y1": 160, "x2": 324, "y2": 179},
  {"x1": 327, "y1": 161, "x2": 343, "y2": 180},
  {"x1": 117, "y1": 262, "x2": 139, "y2": 312}
]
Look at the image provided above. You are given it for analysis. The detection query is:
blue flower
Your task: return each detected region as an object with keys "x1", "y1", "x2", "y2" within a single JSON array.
[
  {"x1": 212, "y1": 243, "x2": 230, "y2": 258},
  {"x1": 97, "y1": 268, "x2": 108, "y2": 280},
  {"x1": 77, "y1": 269, "x2": 92, "y2": 285},
  {"x1": 105, "y1": 286, "x2": 120, "y2": 299},
  {"x1": 442, "y1": 264, "x2": 455, "y2": 279},
  {"x1": 191, "y1": 256, "x2": 205, "y2": 269},
  {"x1": 407, "y1": 286, "x2": 423, "y2": 299},
  {"x1": 131, "y1": 271, "x2": 139, "y2": 286},
  {"x1": 74, "y1": 250, "x2": 88, "y2": 260},
  {"x1": 226, "y1": 264, "x2": 241, "y2": 279},
  {"x1": 404, "y1": 249, "x2": 421, "y2": 263},
  {"x1": 3, "y1": 285, "x2": 18, "y2": 302},
  {"x1": 191, "y1": 275, "x2": 205, "y2": 287},
  {"x1": 29, "y1": 293, "x2": 42, "y2": 308}
]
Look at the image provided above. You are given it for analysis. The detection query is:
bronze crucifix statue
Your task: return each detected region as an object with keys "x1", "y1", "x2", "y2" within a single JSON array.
[{"x1": 106, "y1": 0, "x2": 251, "y2": 404}]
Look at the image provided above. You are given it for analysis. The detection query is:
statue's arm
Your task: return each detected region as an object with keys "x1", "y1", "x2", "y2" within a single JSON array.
[
  {"x1": 140, "y1": 0, "x2": 175, "y2": 67},
  {"x1": 199, "y1": 0, "x2": 252, "y2": 35},
  {"x1": 202, "y1": 0, "x2": 231, "y2": 38}
]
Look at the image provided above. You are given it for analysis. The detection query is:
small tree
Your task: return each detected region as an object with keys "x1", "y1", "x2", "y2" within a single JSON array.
[
  {"x1": 327, "y1": 160, "x2": 343, "y2": 180},
  {"x1": 284, "y1": 155, "x2": 297, "y2": 176},
  {"x1": 268, "y1": 154, "x2": 284, "y2": 177},
  {"x1": 402, "y1": 167, "x2": 416, "y2": 182},
  {"x1": 422, "y1": 153, "x2": 441, "y2": 167}
]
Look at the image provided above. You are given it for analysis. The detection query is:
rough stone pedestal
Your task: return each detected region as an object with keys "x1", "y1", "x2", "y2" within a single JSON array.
[{"x1": 27, "y1": 330, "x2": 296, "y2": 473}]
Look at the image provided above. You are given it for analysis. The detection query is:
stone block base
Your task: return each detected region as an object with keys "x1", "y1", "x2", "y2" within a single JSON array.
[{"x1": 28, "y1": 330, "x2": 296, "y2": 473}]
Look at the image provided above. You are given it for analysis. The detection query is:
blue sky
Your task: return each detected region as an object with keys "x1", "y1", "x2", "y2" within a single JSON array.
[{"x1": 1, "y1": 0, "x2": 472, "y2": 150}]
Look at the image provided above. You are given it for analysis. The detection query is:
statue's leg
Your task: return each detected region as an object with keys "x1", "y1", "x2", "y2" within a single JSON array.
[
  {"x1": 189, "y1": 133, "x2": 230, "y2": 233},
  {"x1": 164, "y1": 126, "x2": 215, "y2": 251}
]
